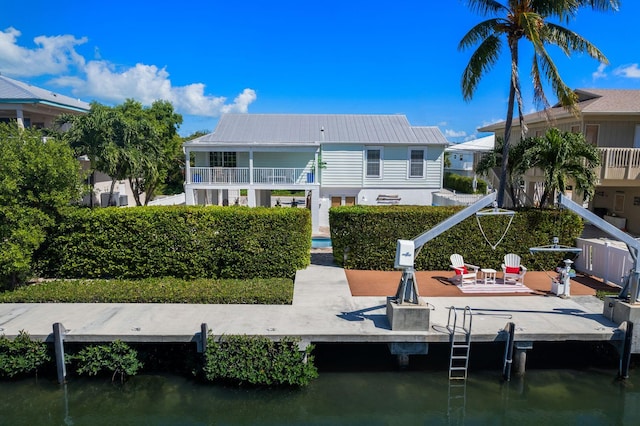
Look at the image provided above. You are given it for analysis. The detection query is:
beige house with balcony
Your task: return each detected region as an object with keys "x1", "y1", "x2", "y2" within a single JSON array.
[
  {"x1": 479, "y1": 88, "x2": 640, "y2": 234},
  {"x1": 183, "y1": 114, "x2": 448, "y2": 233}
]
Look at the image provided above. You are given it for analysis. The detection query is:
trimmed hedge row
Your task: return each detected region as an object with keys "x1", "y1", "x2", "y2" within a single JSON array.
[
  {"x1": 39, "y1": 206, "x2": 311, "y2": 280},
  {"x1": 0, "y1": 277, "x2": 294, "y2": 304},
  {"x1": 444, "y1": 172, "x2": 487, "y2": 194},
  {"x1": 330, "y1": 205, "x2": 583, "y2": 272}
]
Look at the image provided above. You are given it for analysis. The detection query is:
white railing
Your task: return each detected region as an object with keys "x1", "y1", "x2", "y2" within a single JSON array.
[
  {"x1": 574, "y1": 237, "x2": 633, "y2": 286},
  {"x1": 253, "y1": 168, "x2": 310, "y2": 184},
  {"x1": 188, "y1": 167, "x2": 314, "y2": 185},
  {"x1": 190, "y1": 167, "x2": 250, "y2": 184},
  {"x1": 597, "y1": 148, "x2": 640, "y2": 180},
  {"x1": 433, "y1": 191, "x2": 484, "y2": 206}
]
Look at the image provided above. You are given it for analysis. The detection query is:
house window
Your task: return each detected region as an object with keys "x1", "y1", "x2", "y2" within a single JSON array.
[
  {"x1": 409, "y1": 149, "x2": 424, "y2": 178},
  {"x1": 571, "y1": 125, "x2": 581, "y2": 133},
  {"x1": 210, "y1": 152, "x2": 237, "y2": 167},
  {"x1": 366, "y1": 148, "x2": 381, "y2": 178},
  {"x1": 585, "y1": 124, "x2": 599, "y2": 146}
]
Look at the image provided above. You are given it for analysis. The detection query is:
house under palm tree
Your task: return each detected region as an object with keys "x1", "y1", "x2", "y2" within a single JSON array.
[{"x1": 479, "y1": 88, "x2": 640, "y2": 234}]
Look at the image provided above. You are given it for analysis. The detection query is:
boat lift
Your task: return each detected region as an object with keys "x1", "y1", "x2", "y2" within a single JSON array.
[{"x1": 393, "y1": 192, "x2": 510, "y2": 305}]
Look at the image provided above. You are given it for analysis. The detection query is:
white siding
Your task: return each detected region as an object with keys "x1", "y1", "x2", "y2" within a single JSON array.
[
  {"x1": 321, "y1": 144, "x2": 363, "y2": 187},
  {"x1": 253, "y1": 152, "x2": 313, "y2": 168}
]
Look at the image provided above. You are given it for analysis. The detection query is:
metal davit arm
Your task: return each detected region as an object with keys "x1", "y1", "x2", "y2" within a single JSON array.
[
  {"x1": 393, "y1": 192, "x2": 499, "y2": 305},
  {"x1": 558, "y1": 194, "x2": 640, "y2": 303}
]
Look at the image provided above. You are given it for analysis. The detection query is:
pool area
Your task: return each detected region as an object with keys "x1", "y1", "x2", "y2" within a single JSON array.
[{"x1": 312, "y1": 236, "x2": 332, "y2": 248}]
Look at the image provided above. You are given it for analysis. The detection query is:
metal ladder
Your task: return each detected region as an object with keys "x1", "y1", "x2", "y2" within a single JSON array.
[{"x1": 447, "y1": 306, "x2": 473, "y2": 380}]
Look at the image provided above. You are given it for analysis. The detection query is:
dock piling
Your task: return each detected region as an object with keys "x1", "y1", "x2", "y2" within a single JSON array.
[{"x1": 53, "y1": 322, "x2": 67, "y2": 384}]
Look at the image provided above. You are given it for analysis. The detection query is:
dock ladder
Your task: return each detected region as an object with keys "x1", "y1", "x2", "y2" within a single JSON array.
[{"x1": 447, "y1": 306, "x2": 473, "y2": 380}]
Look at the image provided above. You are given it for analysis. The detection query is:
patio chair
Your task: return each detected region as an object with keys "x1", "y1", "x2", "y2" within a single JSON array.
[
  {"x1": 502, "y1": 253, "x2": 527, "y2": 285},
  {"x1": 450, "y1": 254, "x2": 479, "y2": 286}
]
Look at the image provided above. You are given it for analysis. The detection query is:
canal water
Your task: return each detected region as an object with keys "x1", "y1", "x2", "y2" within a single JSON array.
[{"x1": 2, "y1": 365, "x2": 638, "y2": 425}]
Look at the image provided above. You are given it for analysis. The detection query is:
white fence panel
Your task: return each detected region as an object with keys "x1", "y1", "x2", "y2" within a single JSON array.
[{"x1": 575, "y1": 238, "x2": 632, "y2": 286}]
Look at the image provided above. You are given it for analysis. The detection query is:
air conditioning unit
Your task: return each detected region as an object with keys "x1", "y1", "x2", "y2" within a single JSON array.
[
  {"x1": 118, "y1": 194, "x2": 129, "y2": 206},
  {"x1": 100, "y1": 192, "x2": 120, "y2": 207}
]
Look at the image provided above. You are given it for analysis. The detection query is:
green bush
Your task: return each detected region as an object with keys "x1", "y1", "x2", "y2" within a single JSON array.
[
  {"x1": 0, "y1": 331, "x2": 50, "y2": 378},
  {"x1": 330, "y1": 205, "x2": 582, "y2": 271},
  {"x1": 70, "y1": 340, "x2": 142, "y2": 383},
  {"x1": 444, "y1": 172, "x2": 487, "y2": 194},
  {"x1": 203, "y1": 335, "x2": 318, "y2": 386},
  {"x1": 0, "y1": 277, "x2": 293, "y2": 304},
  {"x1": 39, "y1": 206, "x2": 311, "y2": 280},
  {"x1": 0, "y1": 207, "x2": 52, "y2": 289}
]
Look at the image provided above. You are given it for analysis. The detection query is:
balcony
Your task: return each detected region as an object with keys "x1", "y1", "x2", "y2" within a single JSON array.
[
  {"x1": 188, "y1": 167, "x2": 315, "y2": 185},
  {"x1": 597, "y1": 148, "x2": 640, "y2": 181}
]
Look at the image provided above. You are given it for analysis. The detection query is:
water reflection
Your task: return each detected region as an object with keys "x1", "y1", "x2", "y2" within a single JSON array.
[{"x1": 1, "y1": 368, "x2": 637, "y2": 425}]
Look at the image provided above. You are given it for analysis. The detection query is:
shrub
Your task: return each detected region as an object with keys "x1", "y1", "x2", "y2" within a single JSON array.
[
  {"x1": 0, "y1": 277, "x2": 293, "y2": 304},
  {"x1": 0, "y1": 330, "x2": 50, "y2": 378},
  {"x1": 203, "y1": 335, "x2": 318, "y2": 386},
  {"x1": 444, "y1": 172, "x2": 487, "y2": 194},
  {"x1": 70, "y1": 340, "x2": 142, "y2": 383},
  {"x1": 330, "y1": 205, "x2": 582, "y2": 271},
  {"x1": 39, "y1": 206, "x2": 311, "y2": 280}
]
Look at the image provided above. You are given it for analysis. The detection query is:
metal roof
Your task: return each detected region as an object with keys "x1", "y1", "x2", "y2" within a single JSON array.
[
  {"x1": 0, "y1": 75, "x2": 90, "y2": 112},
  {"x1": 185, "y1": 114, "x2": 448, "y2": 146}
]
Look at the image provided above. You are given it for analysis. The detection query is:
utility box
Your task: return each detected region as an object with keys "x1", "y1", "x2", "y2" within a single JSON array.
[{"x1": 394, "y1": 240, "x2": 415, "y2": 269}]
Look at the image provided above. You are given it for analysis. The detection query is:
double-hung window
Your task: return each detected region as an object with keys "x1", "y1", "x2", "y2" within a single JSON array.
[
  {"x1": 366, "y1": 148, "x2": 381, "y2": 178},
  {"x1": 409, "y1": 149, "x2": 424, "y2": 178},
  {"x1": 210, "y1": 152, "x2": 237, "y2": 167}
]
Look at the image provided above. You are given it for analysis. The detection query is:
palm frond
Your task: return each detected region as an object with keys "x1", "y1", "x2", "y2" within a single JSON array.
[
  {"x1": 459, "y1": 18, "x2": 503, "y2": 50},
  {"x1": 465, "y1": 0, "x2": 507, "y2": 16},
  {"x1": 461, "y1": 35, "x2": 502, "y2": 101},
  {"x1": 543, "y1": 22, "x2": 609, "y2": 63}
]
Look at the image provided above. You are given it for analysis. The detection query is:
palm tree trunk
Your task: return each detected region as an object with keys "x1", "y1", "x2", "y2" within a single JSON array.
[{"x1": 498, "y1": 37, "x2": 519, "y2": 208}]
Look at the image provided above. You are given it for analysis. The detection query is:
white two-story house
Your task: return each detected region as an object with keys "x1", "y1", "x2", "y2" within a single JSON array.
[
  {"x1": 479, "y1": 88, "x2": 640, "y2": 234},
  {"x1": 183, "y1": 114, "x2": 448, "y2": 233}
]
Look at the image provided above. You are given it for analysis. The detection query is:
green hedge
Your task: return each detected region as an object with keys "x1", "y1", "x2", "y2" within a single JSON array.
[
  {"x1": 330, "y1": 205, "x2": 582, "y2": 271},
  {"x1": 203, "y1": 335, "x2": 318, "y2": 386},
  {"x1": 39, "y1": 206, "x2": 311, "y2": 280},
  {"x1": 444, "y1": 172, "x2": 487, "y2": 194},
  {"x1": 0, "y1": 331, "x2": 50, "y2": 378},
  {"x1": 0, "y1": 277, "x2": 293, "y2": 304}
]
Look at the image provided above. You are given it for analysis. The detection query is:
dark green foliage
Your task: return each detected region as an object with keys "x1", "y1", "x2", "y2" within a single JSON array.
[
  {"x1": 70, "y1": 340, "x2": 142, "y2": 383},
  {"x1": 0, "y1": 207, "x2": 52, "y2": 289},
  {"x1": 39, "y1": 206, "x2": 311, "y2": 280},
  {"x1": 0, "y1": 331, "x2": 50, "y2": 378},
  {"x1": 330, "y1": 205, "x2": 582, "y2": 271},
  {"x1": 0, "y1": 277, "x2": 293, "y2": 304},
  {"x1": 203, "y1": 335, "x2": 318, "y2": 386},
  {"x1": 444, "y1": 172, "x2": 487, "y2": 194}
]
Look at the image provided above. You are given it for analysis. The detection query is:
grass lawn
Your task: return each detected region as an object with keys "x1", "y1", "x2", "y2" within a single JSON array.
[{"x1": 0, "y1": 277, "x2": 294, "y2": 304}]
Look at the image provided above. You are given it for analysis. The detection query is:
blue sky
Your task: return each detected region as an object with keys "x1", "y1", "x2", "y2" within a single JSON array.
[{"x1": 1, "y1": 1, "x2": 638, "y2": 141}]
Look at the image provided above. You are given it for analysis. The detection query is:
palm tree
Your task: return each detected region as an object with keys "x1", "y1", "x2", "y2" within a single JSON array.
[
  {"x1": 459, "y1": 0, "x2": 618, "y2": 207},
  {"x1": 525, "y1": 128, "x2": 600, "y2": 207},
  {"x1": 474, "y1": 135, "x2": 536, "y2": 207}
]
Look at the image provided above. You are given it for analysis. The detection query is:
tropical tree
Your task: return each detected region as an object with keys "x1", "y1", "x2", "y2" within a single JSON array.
[
  {"x1": 524, "y1": 128, "x2": 600, "y2": 207},
  {"x1": 475, "y1": 135, "x2": 537, "y2": 207},
  {"x1": 459, "y1": 0, "x2": 618, "y2": 207}
]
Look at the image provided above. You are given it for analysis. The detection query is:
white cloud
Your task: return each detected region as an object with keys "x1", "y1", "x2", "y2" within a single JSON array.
[
  {"x1": 1, "y1": 27, "x2": 257, "y2": 118},
  {"x1": 592, "y1": 63, "x2": 607, "y2": 79},
  {"x1": 0, "y1": 27, "x2": 87, "y2": 77},
  {"x1": 444, "y1": 129, "x2": 467, "y2": 138},
  {"x1": 613, "y1": 64, "x2": 640, "y2": 78}
]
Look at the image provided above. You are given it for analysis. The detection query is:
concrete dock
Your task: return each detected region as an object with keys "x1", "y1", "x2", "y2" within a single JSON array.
[{"x1": 0, "y1": 257, "x2": 624, "y2": 350}]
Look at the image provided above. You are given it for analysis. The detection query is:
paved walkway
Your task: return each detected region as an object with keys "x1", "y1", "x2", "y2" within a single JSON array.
[{"x1": 0, "y1": 255, "x2": 623, "y2": 347}]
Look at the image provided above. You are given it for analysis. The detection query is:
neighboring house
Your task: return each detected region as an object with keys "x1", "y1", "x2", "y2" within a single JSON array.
[
  {"x1": 0, "y1": 74, "x2": 137, "y2": 207},
  {"x1": 445, "y1": 135, "x2": 495, "y2": 177},
  {"x1": 479, "y1": 88, "x2": 640, "y2": 234},
  {"x1": 183, "y1": 114, "x2": 448, "y2": 233}
]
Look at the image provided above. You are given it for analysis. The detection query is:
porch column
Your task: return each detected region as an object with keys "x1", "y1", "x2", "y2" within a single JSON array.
[
  {"x1": 16, "y1": 107, "x2": 25, "y2": 130},
  {"x1": 311, "y1": 188, "x2": 320, "y2": 234},
  {"x1": 249, "y1": 149, "x2": 254, "y2": 184},
  {"x1": 184, "y1": 148, "x2": 191, "y2": 183},
  {"x1": 185, "y1": 188, "x2": 195, "y2": 205},
  {"x1": 247, "y1": 189, "x2": 256, "y2": 207}
]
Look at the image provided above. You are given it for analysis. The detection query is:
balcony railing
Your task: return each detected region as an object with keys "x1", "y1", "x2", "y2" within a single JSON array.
[
  {"x1": 188, "y1": 167, "x2": 314, "y2": 185},
  {"x1": 598, "y1": 148, "x2": 640, "y2": 180}
]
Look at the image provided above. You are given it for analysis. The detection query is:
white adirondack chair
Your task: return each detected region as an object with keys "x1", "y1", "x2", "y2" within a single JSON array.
[
  {"x1": 502, "y1": 253, "x2": 527, "y2": 285},
  {"x1": 450, "y1": 254, "x2": 479, "y2": 286}
]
